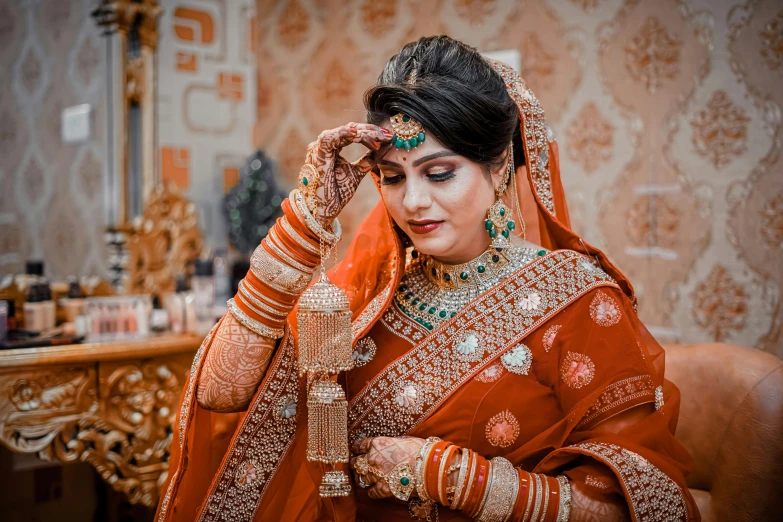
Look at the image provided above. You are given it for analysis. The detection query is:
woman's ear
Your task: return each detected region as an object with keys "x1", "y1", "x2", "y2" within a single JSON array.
[{"x1": 490, "y1": 145, "x2": 512, "y2": 191}]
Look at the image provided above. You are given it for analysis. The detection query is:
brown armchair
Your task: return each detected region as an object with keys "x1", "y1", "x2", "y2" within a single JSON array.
[{"x1": 665, "y1": 343, "x2": 783, "y2": 522}]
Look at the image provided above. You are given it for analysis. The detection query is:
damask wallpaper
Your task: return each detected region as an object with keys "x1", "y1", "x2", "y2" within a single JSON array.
[
  {"x1": 253, "y1": 0, "x2": 783, "y2": 356},
  {"x1": 0, "y1": 0, "x2": 109, "y2": 279},
  {"x1": 0, "y1": 0, "x2": 257, "y2": 279}
]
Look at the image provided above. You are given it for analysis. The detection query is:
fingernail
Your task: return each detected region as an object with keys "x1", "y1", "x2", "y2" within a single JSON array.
[{"x1": 381, "y1": 128, "x2": 393, "y2": 136}]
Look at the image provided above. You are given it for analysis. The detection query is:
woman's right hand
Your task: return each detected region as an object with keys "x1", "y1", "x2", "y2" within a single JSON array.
[{"x1": 303, "y1": 123, "x2": 393, "y2": 226}]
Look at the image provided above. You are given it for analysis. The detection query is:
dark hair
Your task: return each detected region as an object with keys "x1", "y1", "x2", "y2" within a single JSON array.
[{"x1": 364, "y1": 35, "x2": 524, "y2": 172}]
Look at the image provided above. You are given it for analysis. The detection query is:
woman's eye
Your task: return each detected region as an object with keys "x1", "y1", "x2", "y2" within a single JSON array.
[
  {"x1": 428, "y1": 171, "x2": 455, "y2": 182},
  {"x1": 381, "y1": 174, "x2": 404, "y2": 185}
]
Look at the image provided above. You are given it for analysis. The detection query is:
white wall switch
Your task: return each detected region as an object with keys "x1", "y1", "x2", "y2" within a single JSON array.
[{"x1": 61, "y1": 103, "x2": 92, "y2": 144}]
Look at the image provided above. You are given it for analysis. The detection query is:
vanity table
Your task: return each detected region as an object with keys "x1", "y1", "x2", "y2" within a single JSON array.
[{"x1": 0, "y1": 335, "x2": 201, "y2": 507}]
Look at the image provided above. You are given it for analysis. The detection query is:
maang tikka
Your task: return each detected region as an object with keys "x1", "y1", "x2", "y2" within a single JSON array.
[{"x1": 486, "y1": 142, "x2": 518, "y2": 249}]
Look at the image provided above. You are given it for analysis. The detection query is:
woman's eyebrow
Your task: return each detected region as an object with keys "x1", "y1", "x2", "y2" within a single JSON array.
[{"x1": 413, "y1": 151, "x2": 457, "y2": 167}]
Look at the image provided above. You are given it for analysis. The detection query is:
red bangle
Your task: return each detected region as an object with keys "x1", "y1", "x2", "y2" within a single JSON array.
[
  {"x1": 463, "y1": 455, "x2": 489, "y2": 518},
  {"x1": 543, "y1": 475, "x2": 560, "y2": 522},
  {"x1": 425, "y1": 442, "x2": 450, "y2": 501},
  {"x1": 510, "y1": 469, "x2": 532, "y2": 522}
]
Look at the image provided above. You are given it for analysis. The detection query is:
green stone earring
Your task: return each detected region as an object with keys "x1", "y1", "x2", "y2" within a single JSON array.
[
  {"x1": 486, "y1": 197, "x2": 515, "y2": 249},
  {"x1": 390, "y1": 113, "x2": 425, "y2": 151}
]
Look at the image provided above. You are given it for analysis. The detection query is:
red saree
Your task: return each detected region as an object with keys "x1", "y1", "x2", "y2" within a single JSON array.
[{"x1": 155, "y1": 61, "x2": 699, "y2": 522}]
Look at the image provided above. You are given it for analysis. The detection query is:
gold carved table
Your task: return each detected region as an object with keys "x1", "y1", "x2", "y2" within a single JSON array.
[{"x1": 0, "y1": 335, "x2": 202, "y2": 507}]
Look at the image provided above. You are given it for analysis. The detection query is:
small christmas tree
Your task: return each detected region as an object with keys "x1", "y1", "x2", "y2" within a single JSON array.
[{"x1": 223, "y1": 150, "x2": 286, "y2": 255}]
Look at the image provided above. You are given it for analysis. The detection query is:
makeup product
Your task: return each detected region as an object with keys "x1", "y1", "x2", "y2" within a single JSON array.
[
  {"x1": 193, "y1": 260, "x2": 215, "y2": 335},
  {"x1": 0, "y1": 300, "x2": 7, "y2": 342},
  {"x1": 83, "y1": 295, "x2": 152, "y2": 342},
  {"x1": 164, "y1": 276, "x2": 196, "y2": 334},
  {"x1": 61, "y1": 278, "x2": 85, "y2": 323}
]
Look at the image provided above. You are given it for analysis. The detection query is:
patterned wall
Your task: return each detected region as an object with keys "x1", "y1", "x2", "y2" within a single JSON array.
[
  {"x1": 158, "y1": 0, "x2": 257, "y2": 250},
  {"x1": 0, "y1": 0, "x2": 257, "y2": 281},
  {"x1": 254, "y1": 0, "x2": 783, "y2": 356},
  {"x1": 0, "y1": 0, "x2": 109, "y2": 279}
]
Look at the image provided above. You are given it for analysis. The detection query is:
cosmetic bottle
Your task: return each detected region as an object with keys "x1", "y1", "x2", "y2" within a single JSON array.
[
  {"x1": 23, "y1": 282, "x2": 44, "y2": 333},
  {"x1": 193, "y1": 260, "x2": 215, "y2": 335},
  {"x1": 62, "y1": 278, "x2": 85, "y2": 323}
]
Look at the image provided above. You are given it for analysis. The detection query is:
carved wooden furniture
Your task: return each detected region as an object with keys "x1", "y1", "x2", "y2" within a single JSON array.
[{"x1": 0, "y1": 335, "x2": 201, "y2": 507}]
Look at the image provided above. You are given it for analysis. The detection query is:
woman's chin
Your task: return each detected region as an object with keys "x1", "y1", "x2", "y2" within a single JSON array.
[{"x1": 409, "y1": 235, "x2": 454, "y2": 259}]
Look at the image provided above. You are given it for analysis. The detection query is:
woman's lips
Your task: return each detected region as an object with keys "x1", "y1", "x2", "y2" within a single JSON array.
[{"x1": 408, "y1": 221, "x2": 443, "y2": 234}]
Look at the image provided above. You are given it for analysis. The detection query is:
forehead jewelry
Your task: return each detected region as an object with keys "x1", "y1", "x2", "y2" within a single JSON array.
[{"x1": 390, "y1": 113, "x2": 425, "y2": 151}]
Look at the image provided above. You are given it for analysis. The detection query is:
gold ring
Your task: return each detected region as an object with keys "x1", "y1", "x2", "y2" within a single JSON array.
[{"x1": 354, "y1": 455, "x2": 370, "y2": 476}]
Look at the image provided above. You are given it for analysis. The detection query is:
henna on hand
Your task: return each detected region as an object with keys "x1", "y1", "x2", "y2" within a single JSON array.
[
  {"x1": 351, "y1": 436, "x2": 425, "y2": 500},
  {"x1": 304, "y1": 123, "x2": 392, "y2": 225},
  {"x1": 196, "y1": 313, "x2": 278, "y2": 412}
]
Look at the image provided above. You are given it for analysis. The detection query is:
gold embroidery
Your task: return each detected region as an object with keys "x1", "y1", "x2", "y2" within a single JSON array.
[
  {"x1": 352, "y1": 278, "x2": 395, "y2": 342},
  {"x1": 542, "y1": 324, "x2": 561, "y2": 353},
  {"x1": 382, "y1": 305, "x2": 427, "y2": 345},
  {"x1": 576, "y1": 375, "x2": 655, "y2": 429},
  {"x1": 489, "y1": 60, "x2": 556, "y2": 215},
  {"x1": 560, "y1": 352, "x2": 596, "y2": 389},
  {"x1": 475, "y1": 362, "x2": 506, "y2": 383},
  {"x1": 179, "y1": 324, "x2": 217, "y2": 447},
  {"x1": 485, "y1": 410, "x2": 520, "y2": 448},
  {"x1": 197, "y1": 332, "x2": 299, "y2": 522},
  {"x1": 569, "y1": 442, "x2": 688, "y2": 522},
  {"x1": 654, "y1": 385, "x2": 664, "y2": 410},
  {"x1": 589, "y1": 290, "x2": 622, "y2": 327},
  {"x1": 353, "y1": 337, "x2": 377, "y2": 368},
  {"x1": 156, "y1": 469, "x2": 178, "y2": 522},
  {"x1": 500, "y1": 343, "x2": 533, "y2": 375},
  {"x1": 348, "y1": 251, "x2": 618, "y2": 440}
]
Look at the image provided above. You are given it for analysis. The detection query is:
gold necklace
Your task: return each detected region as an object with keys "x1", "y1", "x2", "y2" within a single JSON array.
[{"x1": 394, "y1": 245, "x2": 547, "y2": 331}]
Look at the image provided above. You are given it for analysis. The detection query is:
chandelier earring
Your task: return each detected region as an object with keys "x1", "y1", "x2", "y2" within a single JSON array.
[{"x1": 485, "y1": 142, "x2": 517, "y2": 249}]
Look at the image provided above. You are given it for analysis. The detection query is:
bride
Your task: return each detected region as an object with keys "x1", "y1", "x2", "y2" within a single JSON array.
[{"x1": 156, "y1": 36, "x2": 699, "y2": 522}]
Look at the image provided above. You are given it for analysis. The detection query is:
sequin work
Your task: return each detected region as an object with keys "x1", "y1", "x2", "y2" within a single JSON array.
[
  {"x1": 542, "y1": 324, "x2": 561, "y2": 353},
  {"x1": 560, "y1": 352, "x2": 596, "y2": 389},
  {"x1": 485, "y1": 410, "x2": 520, "y2": 447},
  {"x1": 198, "y1": 332, "x2": 299, "y2": 521},
  {"x1": 589, "y1": 290, "x2": 622, "y2": 327},
  {"x1": 349, "y1": 250, "x2": 618, "y2": 440}
]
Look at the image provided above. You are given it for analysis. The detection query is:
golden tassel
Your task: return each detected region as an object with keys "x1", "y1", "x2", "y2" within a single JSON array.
[{"x1": 295, "y1": 216, "x2": 354, "y2": 497}]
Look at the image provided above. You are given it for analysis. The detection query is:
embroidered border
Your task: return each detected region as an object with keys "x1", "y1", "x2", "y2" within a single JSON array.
[
  {"x1": 575, "y1": 375, "x2": 655, "y2": 430},
  {"x1": 382, "y1": 304, "x2": 428, "y2": 345},
  {"x1": 156, "y1": 469, "x2": 177, "y2": 521},
  {"x1": 178, "y1": 326, "x2": 216, "y2": 447},
  {"x1": 568, "y1": 442, "x2": 688, "y2": 522},
  {"x1": 348, "y1": 251, "x2": 618, "y2": 439},
  {"x1": 489, "y1": 59, "x2": 555, "y2": 215},
  {"x1": 197, "y1": 331, "x2": 299, "y2": 522}
]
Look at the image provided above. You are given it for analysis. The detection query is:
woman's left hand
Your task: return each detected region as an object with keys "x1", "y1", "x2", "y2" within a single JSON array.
[{"x1": 351, "y1": 436, "x2": 425, "y2": 499}]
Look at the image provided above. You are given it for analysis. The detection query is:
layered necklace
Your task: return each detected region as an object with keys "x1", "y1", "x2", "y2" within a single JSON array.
[{"x1": 394, "y1": 244, "x2": 547, "y2": 331}]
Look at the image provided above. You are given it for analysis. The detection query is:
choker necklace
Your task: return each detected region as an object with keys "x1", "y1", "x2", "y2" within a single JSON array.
[{"x1": 394, "y1": 245, "x2": 547, "y2": 331}]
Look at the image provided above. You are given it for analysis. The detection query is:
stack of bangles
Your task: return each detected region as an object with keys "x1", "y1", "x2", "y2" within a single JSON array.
[
  {"x1": 227, "y1": 188, "x2": 341, "y2": 339},
  {"x1": 414, "y1": 438, "x2": 571, "y2": 522}
]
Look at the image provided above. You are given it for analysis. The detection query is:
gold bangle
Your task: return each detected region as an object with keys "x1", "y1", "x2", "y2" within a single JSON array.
[
  {"x1": 239, "y1": 280, "x2": 289, "y2": 317},
  {"x1": 522, "y1": 471, "x2": 535, "y2": 522},
  {"x1": 538, "y1": 475, "x2": 550, "y2": 522},
  {"x1": 477, "y1": 457, "x2": 518, "y2": 522},
  {"x1": 280, "y1": 216, "x2": 320, "y2": 256},
  {"x1": 290, "y1": 189, "x2": 341, "y2": 245},
  {"x1": 238, "y1": 282, "x2": 288, "y2": 321},
  {"x1": 250, "y1": 246, "x2": 312, "y2": 295},
  {"x1": 475, "y1": 459, "x2": 494, "y2": 518},
  {"x1": 416, "y1": 437, "x2": 440, "y2": 503},
  {"x1": 240, "y1": 279, "x2": 291, "y2": 313},
  {"x1": 438, "y1": 444, "x2": 456, "y2": 504},
  {"x1": 451, "y1": 449, "x2": 470, "y2": 510},
  {"x1": 555, "y1": 475, "x2": 571, "y2": 522},
  {"x1": 227, "y1": 298, "x2": 285, "y2": 339},
  {"x1": 530, "y1": 474, "x2": 543, "y2": 522},
  {"x1": 458, "y1": 450, "x2": 477, "y2": 511}
]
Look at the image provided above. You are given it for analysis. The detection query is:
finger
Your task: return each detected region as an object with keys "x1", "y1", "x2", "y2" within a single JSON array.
[
  {"x1": 352, "y1": 437, "x2": 373, "y2": 455},
  {"x1": 318, "y1": 124, "x2": 389, "y2": 153},
  {"x1": 352, "y1": 143, "x2": 392, "y2": 174}
]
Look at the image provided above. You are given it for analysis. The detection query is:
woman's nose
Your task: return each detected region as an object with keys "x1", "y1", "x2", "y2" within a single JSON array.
[{"x1": 402, "y1": 178, "x2": 432, "y2": 213}]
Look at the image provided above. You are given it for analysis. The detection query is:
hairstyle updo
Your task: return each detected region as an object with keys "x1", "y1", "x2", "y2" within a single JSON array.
[{"x1": 364, "y1": 35, "x2": 524, "y2": 173}]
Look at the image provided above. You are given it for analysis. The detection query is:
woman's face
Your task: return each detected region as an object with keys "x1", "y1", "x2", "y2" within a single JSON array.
[{"x1": 377, "y1": 129, "x2": 504, "y2": 264}]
